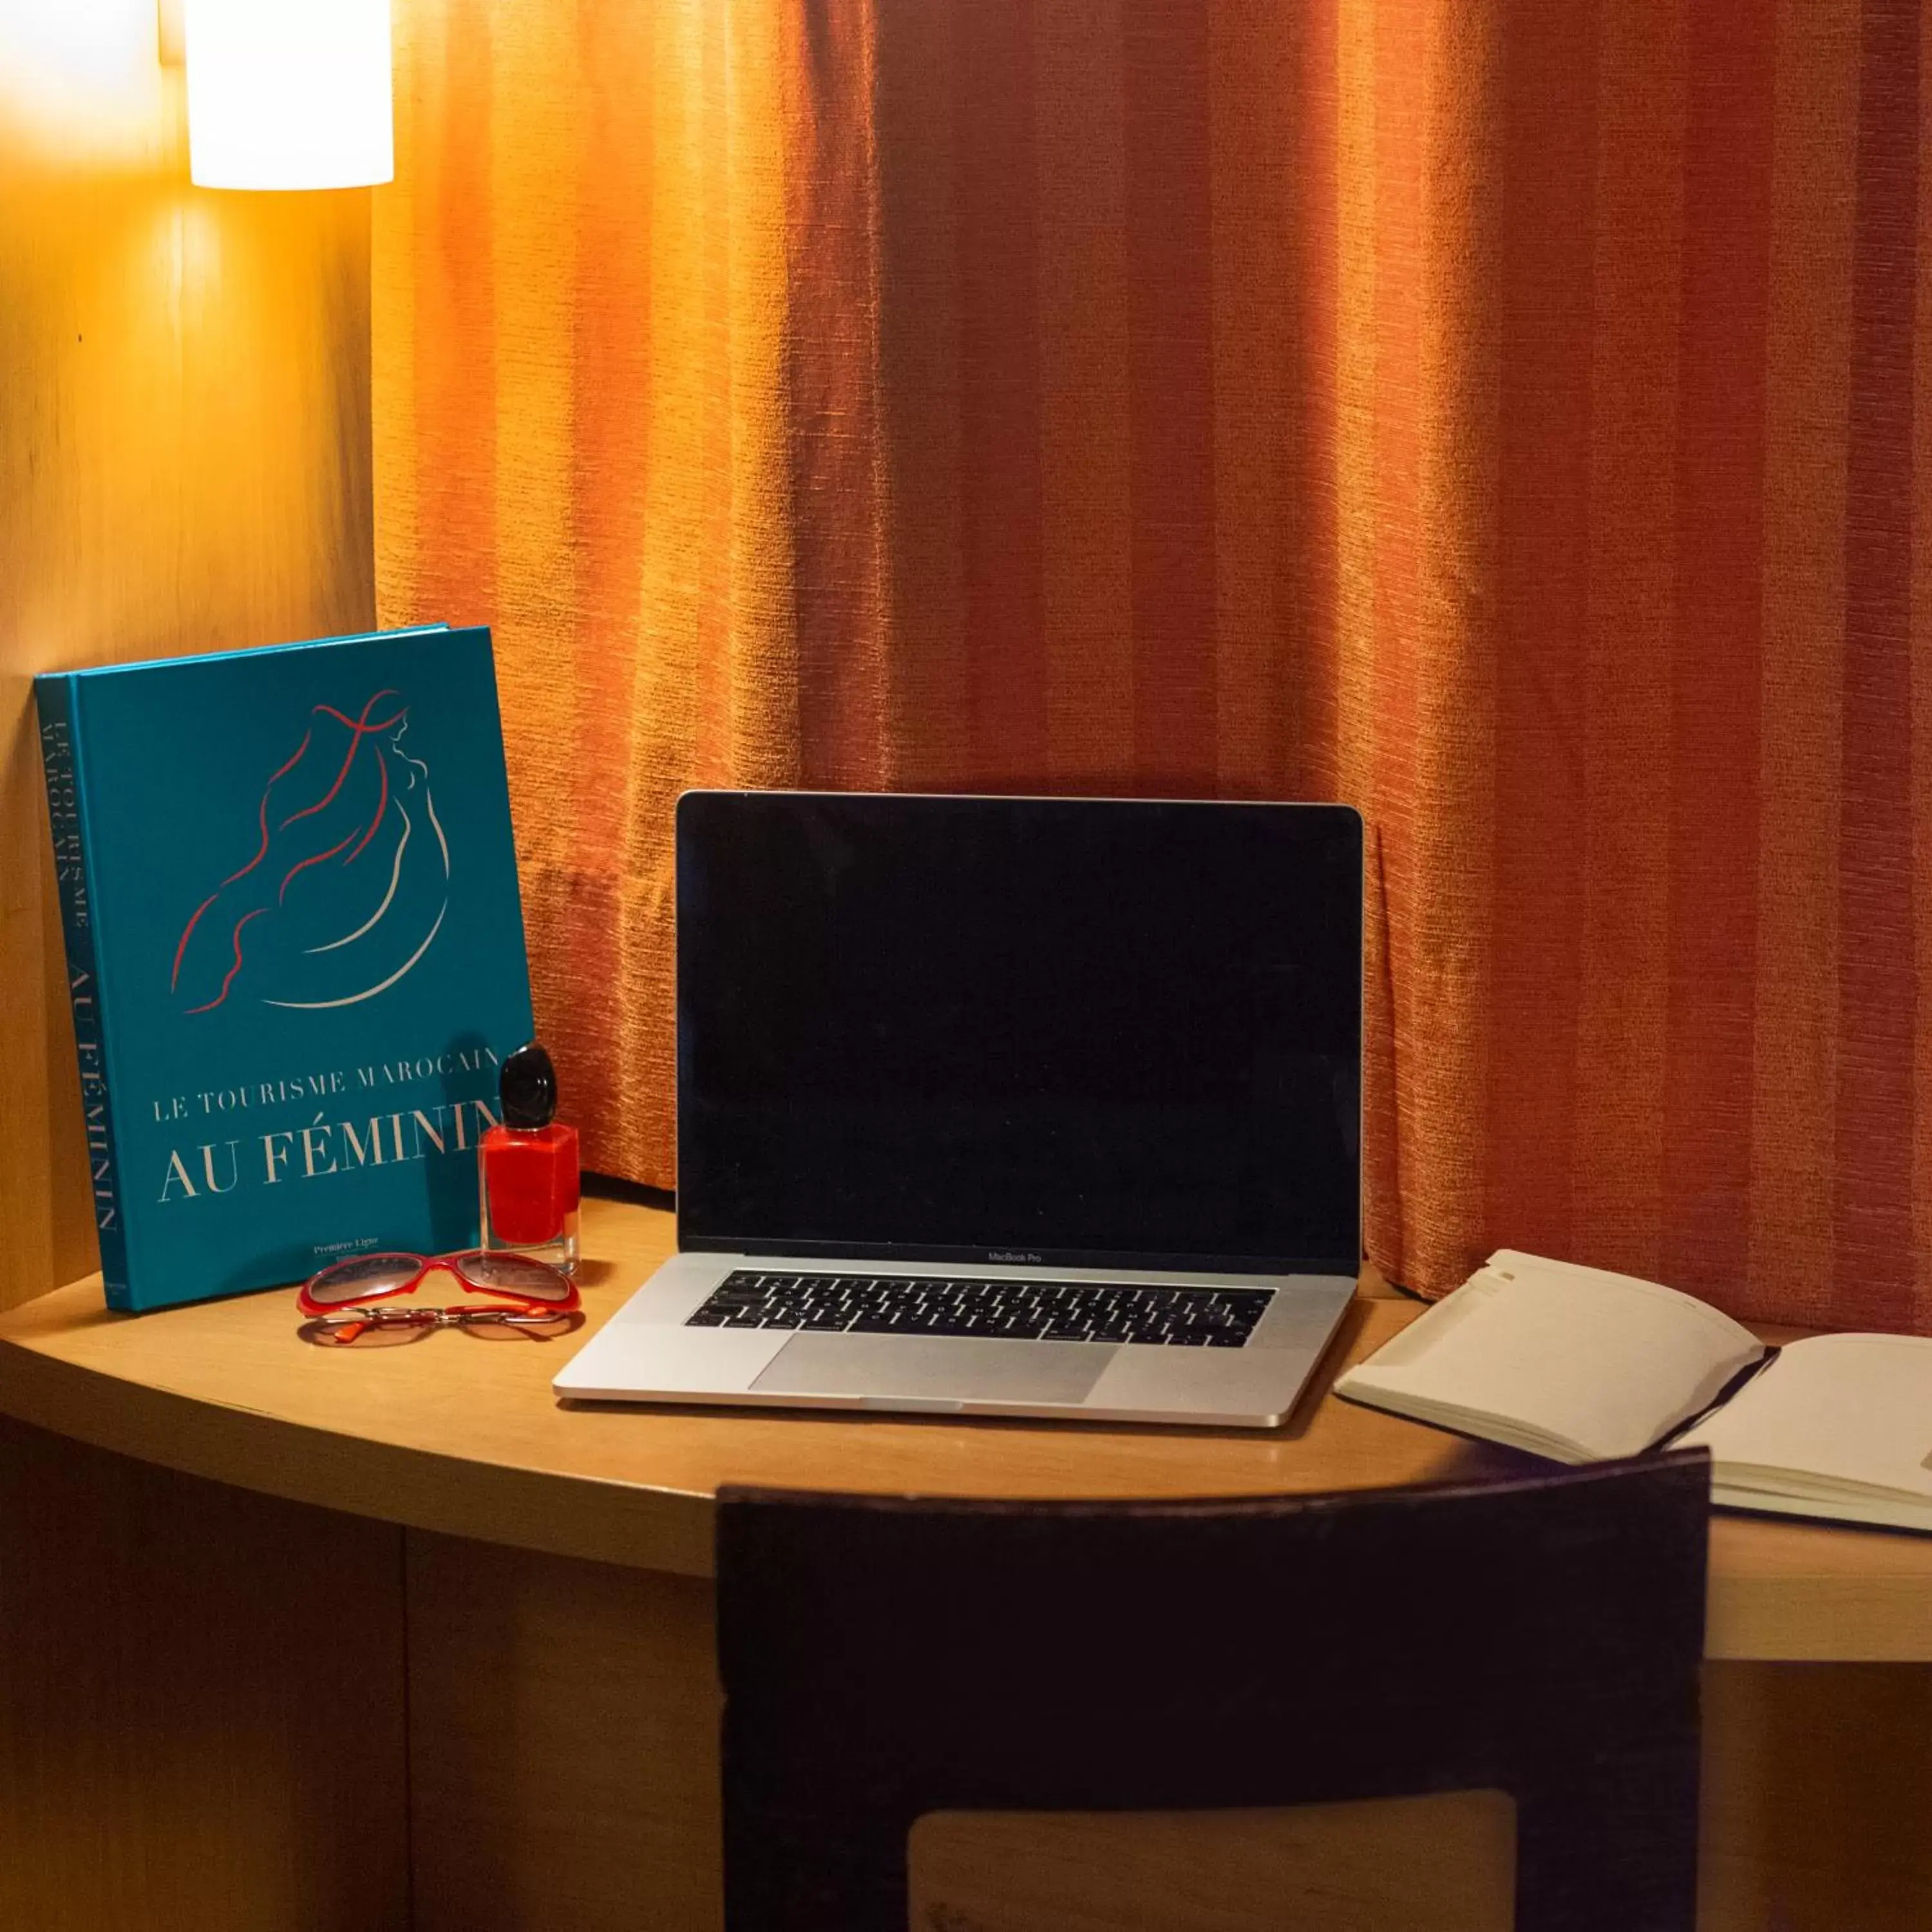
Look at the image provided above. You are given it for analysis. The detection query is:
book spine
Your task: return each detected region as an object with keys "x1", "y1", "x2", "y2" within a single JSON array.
[{"x1": 35, "y1": 678, "x2": 132, "y2": 1309}]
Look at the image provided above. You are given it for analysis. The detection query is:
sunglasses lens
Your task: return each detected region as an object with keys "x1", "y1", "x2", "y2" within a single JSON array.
[
  {"x1": 462, "y1": 1310, "x2": 581, "y2": 1341},
  {"x1": 458, "y1": 1252, "x2": 576, "y2": 1302},
  {"x1": 300, "y1": 1315, "x2": 431, "y2": 1347},
  {"x1": 305, "y1": 1254, "x2": 424, "y2": 1305}
]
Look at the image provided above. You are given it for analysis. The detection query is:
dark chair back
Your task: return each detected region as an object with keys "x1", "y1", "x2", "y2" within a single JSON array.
[{"x1": 716, "y1": 1452, "x2": 1709, "y2": 1931}]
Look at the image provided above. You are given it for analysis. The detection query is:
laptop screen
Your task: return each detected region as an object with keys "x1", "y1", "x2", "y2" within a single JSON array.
[{"x1": 675, "y1": 793, "x2": 1362, "y2": 1275}]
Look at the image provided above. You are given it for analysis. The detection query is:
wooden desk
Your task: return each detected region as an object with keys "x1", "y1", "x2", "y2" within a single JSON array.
[
  {"x1": 3, "y1": 1194, "x2": 1929, "y2": 1660},
  {"x1": 3, "y1": 1193, "x2": 1932, "y2": 1929}
]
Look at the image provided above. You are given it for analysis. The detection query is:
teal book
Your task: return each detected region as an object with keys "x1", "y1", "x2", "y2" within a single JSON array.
[{"x1": 35, "y1": 625, "x2": 535, "y2": 1312}]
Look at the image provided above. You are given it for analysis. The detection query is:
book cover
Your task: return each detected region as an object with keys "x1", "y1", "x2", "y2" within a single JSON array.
[{"x1": 35, "y1": 625, "x2": 535, "y2": 1312}]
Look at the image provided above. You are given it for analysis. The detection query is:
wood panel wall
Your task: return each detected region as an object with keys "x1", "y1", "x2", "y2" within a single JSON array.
[
  {"x1": 0, "y1": 1416, "x2": 409, "y2": 1932},
  {"x1": 0, "y1": 14, "x2": 375, "y2": 1314}
]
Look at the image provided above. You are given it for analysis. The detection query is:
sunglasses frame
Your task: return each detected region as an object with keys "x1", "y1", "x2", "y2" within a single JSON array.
[
  {"x1": 300, "y1": 1303, "x2": 583, "y2": 1345},
  {"x1": 297, "y1": 1249, "x2": 581, "y2": 1320}
]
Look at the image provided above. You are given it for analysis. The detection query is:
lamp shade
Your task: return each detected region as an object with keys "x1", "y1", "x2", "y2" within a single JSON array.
[{"x1": 185, "y1": 0, "x2": 392, "y2": 189}]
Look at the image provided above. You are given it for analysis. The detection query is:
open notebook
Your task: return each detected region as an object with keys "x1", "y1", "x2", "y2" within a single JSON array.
[{"x1": 1334, "y1": 1251, "x2": 1932, "y2": 1533}]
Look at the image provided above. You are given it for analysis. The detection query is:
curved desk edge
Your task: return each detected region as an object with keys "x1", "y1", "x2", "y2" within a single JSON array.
[
  {"x1": 1704, "y1": 1535, "x2": 1932, "y2": 1663},
  {"x1": 0, "y1": 1332, "x2": 715, "y2": 1579}
]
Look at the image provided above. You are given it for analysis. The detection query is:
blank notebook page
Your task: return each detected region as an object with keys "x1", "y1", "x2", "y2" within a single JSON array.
[
  {"x1": 1341, "y1": 1252, "x2": 1764, "y2": 1461},
  {"x1": 1681, "y1": 1334, "x2": 1932, "y2": 1503}
]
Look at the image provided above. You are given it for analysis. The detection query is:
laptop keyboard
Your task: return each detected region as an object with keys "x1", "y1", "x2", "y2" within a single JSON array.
[{"x1": 684, "y1": 1271, "x2": 1273, "y2": 1348}]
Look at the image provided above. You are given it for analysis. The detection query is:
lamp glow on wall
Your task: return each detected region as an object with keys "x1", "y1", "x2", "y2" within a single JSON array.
[{"x1": 180, "y1": 0, "x2": 392, "y2": 189}]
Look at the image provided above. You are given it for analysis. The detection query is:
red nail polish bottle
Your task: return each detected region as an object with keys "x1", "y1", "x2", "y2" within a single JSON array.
[{"x1": 479, "y1": 1041, "x2": 580, "y2": 1273}]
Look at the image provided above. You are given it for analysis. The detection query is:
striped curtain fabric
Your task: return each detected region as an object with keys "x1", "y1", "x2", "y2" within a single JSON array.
[{"x1": 375, "y1": 0, "x2": 1932, "y2": 1330}]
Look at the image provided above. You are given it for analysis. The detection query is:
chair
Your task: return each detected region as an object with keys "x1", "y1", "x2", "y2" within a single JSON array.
[{"x1": 715, "y1": 1452, "x2": 1709, "y2": 1931}]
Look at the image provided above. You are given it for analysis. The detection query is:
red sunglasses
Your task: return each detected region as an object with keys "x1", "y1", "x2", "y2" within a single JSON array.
[{"x1": 298, "y1": 1250, "x2": 582, "y2": 1347}]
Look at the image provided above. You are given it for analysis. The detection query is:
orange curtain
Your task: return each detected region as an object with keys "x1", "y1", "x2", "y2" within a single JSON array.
[{"x1": 375, "y1": 0, "x2": 1932, "y2": 1331}]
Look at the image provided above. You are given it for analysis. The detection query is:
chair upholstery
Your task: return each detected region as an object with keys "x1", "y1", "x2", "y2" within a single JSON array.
[{"x1": 715, "y1": 1452, "x2": 1710, "y2": 1931}]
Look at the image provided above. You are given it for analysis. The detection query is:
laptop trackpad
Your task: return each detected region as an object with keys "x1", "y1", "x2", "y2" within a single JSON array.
[{"x1": 751, "y1": 1334, "x2": 1111, "y2": 1406}]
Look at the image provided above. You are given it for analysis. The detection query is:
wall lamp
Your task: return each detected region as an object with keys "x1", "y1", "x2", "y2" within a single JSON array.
[{"x1": 159, "y1": 0, "x2": 393, "y2": 190}]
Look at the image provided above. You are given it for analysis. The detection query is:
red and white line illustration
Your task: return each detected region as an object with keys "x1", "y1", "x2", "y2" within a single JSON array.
[{"x1": 171, "y1": 692, "x2": 451, "y2": 1014}]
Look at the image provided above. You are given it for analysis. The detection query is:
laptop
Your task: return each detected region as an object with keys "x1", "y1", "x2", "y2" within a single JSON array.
[{"x1": 553, "y1": 791, "x2": 1363, "y2": 1428}]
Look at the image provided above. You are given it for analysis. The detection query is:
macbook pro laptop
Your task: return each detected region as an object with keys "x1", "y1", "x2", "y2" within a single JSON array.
[{"x1": 553, "y1": 791, "x2": 1363, "y2": 1428}]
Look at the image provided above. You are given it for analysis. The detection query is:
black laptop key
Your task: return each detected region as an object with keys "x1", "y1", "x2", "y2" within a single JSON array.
[{"x1": 687, "y1": 1271, "x2": 1273, "y2": 1348}]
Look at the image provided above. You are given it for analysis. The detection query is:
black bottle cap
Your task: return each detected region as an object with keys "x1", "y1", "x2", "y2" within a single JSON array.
[{"x1": 499, "y1": 1041, "x2": 559, "y2": 1130}]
